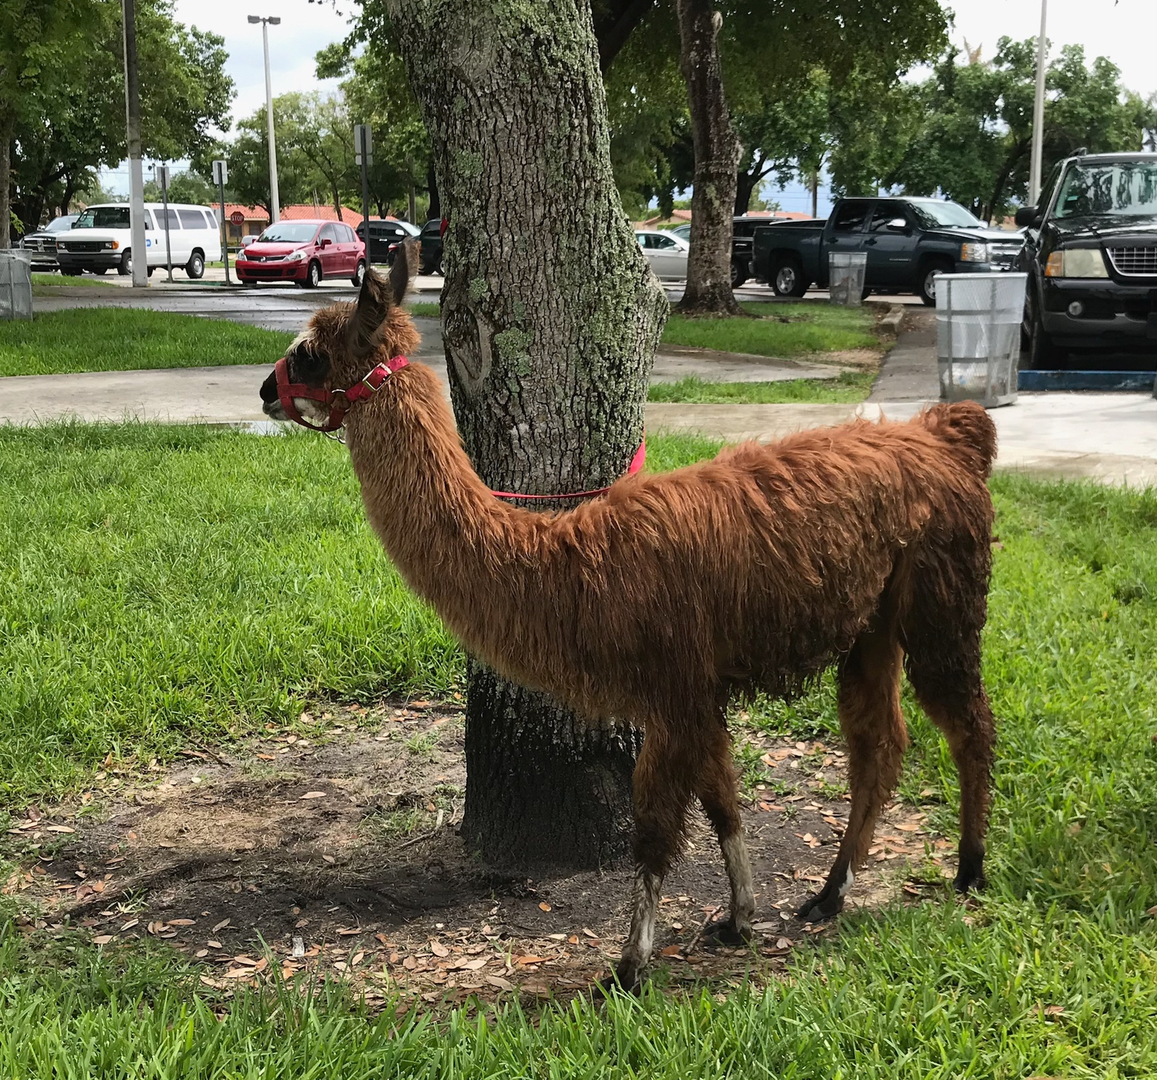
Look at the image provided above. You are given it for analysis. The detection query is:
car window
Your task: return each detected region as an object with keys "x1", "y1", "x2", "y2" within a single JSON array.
[
  {"x1": 907, "y1": 200, "x2": 982, "y2": 229},
  {"x1": 319, "y1": 224, "x2": 339, "y2": 242},
  {"x1": 343, "y1": 224, "x2": 358, "y2": 243},
  {"x1": 73, "y1": 207, "x2": 131, "y2": 229},
  {"x1": 1054, "y1": 161, "x2": 1157, "y2": 218},
  {"x1": 869, "y1": 203, "x2": 907, "y2": 231},
  {"x1": 176, "y1": 209, "x2": 206, "y2": 229},
  {"x1": 420, "y1": 220, "x2": 442, "y2": 237},
  {"x1": 653, "y1": 234, "x2": 679, "y2": 249},
  {"x1": 155, "y1": 208, "x2": 180, "y2": 230},
  {"x1": 47, "y1": 216, "x2": 77, "y2": 233},
  {"x1": 832, "y1": 201, "x2": 870, "y2": 233}
]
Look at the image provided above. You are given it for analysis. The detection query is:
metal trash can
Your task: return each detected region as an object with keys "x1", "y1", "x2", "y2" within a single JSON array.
[
  {"x1": 935, "y1": 272, "x2": 1027, "y2": 408},
  {"x1": 0, "y1": 250, "x2": 33, "y2": 320},
  {"x1": 828, "y1": 251, "x2": 867, "y2": 307}
]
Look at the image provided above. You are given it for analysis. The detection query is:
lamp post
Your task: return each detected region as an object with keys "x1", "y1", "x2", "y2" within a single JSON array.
[
  {"x1": 248, "y1": 15, "x2": 281, "y2": 223},
  {"x1": 1029, "y1": 0, "x2": 1048, "y2": 204}
]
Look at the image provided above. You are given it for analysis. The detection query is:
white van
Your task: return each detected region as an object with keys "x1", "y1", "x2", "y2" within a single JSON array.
[{"x1": 55, "y1": 202, "x2": 220, "y2": 279}]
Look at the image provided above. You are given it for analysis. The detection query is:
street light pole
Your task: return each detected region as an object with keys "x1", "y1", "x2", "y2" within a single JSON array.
[
  {"x1": 249, "y1": 15, "x2": 281, "y2": 223},
  {"x1": 1029, "y1": 0, "x2": 1048, "y2": 204},
  {"x1": 121, "y1": 0, "x2": 148, "y2": 287}
]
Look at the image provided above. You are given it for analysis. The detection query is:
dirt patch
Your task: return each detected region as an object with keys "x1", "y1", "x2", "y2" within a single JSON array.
[{"x1": 3, "y1": 701, "x2": 956, "y2": 1005}]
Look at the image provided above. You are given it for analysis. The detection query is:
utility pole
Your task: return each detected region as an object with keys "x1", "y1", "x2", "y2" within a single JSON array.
[
  {"x1": 122, "y1": 0, "x2": 148, "y2": 287},
  {"x1": 355, "y1": 124, "x2": 373, "y2": 267},
  {"x1": 249, "y1": 15, "x2": 281, "y2": 222},
  {"x1": 213, "y1": 159, "x2": 231, "y2": 284},
  {"x1": 157, "y1": 164, "x2": 173, "y2": 282},
  {"x1": 1029, "y1": 0, "x2": 1048, "y2": 204}
]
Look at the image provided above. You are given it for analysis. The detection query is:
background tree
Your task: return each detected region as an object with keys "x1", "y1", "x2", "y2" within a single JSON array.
[
  {"x1": 890, "y1": 39, "x2": 1156, "y2": 220},
  {"x1": 6, "y1": 0, "x2": 232, "y2": 237},
  {"x1": 383, "y1": 0, "x2": 667, "y2": 869}
]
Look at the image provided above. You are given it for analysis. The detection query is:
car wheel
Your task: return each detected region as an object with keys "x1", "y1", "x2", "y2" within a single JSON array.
[
  {"x1": 61, "y1": 267, "x2": 83, "y2": 277},
  {"x1": 351, "y1": 259, "x2": 366, "y2": 287},
  {"x1": 301, "y1": 260, "x2": 321, "y2": 289},
  {"x1": 772, "y1": 256, "x2": 807, "y2": 297},
  {"x1": 185, "y1": 251, "x2": 205, "y2": 279},
  {"x1": 437, "y1": 252, "x2": 445, "y2": 276},
  {"x1": 242, "y1": 279, "x2": 256, "y2": 287},
  {"x1": 919, "y1": 259, "x2": 951, "y2": 306},
  {"x1": 91, "y1": 268, "x2": 108, "y2": 275},
  {"x1": 118, "y1": 251, "x2": 132, "y2": 276},
  {"x1": 730, "y1": 260, "x2": 748, "y2": 289}
]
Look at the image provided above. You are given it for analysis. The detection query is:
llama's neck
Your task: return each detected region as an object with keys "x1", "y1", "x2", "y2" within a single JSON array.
[{"x1": 343, "y1": 362, "x2": 538, "y2": 654}]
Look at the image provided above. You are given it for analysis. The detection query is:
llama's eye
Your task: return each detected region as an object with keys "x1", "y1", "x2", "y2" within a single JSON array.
[{"x1": 292, "y1": 348, "x2": 329, "y2": 384}]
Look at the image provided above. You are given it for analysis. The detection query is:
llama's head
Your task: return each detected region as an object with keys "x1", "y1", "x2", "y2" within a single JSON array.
[{"x1": 260, "y1": 241, "x2": 420, "y2": 427}]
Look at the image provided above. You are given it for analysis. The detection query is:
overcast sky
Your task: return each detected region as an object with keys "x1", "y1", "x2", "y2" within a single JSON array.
[{"x1": 102, "y1": 0, "x2": 1154, "y2": 199}]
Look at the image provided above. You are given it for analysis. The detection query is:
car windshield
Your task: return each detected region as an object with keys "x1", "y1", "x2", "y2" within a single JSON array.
[
  {"x1": 46, "y1": 217, "x2": 76, "y2": 233},
  {"x1": 257, "y1": 223, "x2": 318, "y2": 242},
  {"x1": 74, "y1": 207, "x2": 130, "y2": 229},
  {"x1": 907, "y1": 201, "x2": 983, "y2": 229},
  {"x1": 1054, "y1": 162, "x2": 1157, "y2": 218}
]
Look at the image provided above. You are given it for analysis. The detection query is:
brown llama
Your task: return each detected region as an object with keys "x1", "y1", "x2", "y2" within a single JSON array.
[{"x1": 259, "y1": 260, "x2": 998, "y2": 991}]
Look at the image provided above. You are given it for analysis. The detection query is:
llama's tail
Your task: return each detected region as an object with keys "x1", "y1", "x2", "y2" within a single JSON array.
[{"x1": 919, "y1": 401, "x2": 998, "y2": 479}]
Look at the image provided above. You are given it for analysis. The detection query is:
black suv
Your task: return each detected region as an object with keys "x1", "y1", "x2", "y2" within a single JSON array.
[
  {"x1": 419, "y1": 218, "x2": 444, "y2": 275},
  {"x1": 1016, "y1": 152, "x2": 1157, "y2": 367},
  {"x1": 355, "y1": 218, "x2": 419, "y2": 264}
]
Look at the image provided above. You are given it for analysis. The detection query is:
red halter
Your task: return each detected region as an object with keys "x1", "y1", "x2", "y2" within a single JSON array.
[{"x1": 274, "y1": 355, "x2": 409, "y2": 432}]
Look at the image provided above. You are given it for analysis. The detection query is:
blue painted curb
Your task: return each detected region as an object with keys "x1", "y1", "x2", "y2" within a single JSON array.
[{"x1": 1017, "y1": 370, "x2": 1157, "y2": 393}]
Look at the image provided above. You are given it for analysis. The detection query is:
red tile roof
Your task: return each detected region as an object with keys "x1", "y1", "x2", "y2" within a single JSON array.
[{"x1": 220, "y1": 203, "x2": 373, "y2": 223}]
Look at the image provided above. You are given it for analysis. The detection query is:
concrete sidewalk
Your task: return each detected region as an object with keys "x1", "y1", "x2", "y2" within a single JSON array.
[{"x1": 3, "y1": 360, "x2": 1155, "y2": 486}]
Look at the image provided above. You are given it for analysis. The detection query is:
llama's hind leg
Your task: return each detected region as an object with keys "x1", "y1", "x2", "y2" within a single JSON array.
[
  {"x1": 906, "y1": 668, "x2": 995, "y2": 894},
  {"x1": 798, "y1": 625, "x2": 907, "y2": 922},
  {"x1": 612, "y1": 731, "x2": 694, "y2": 991},
  {"x1": 696, "y1": 723, "x2": 755, "y2": 946}
]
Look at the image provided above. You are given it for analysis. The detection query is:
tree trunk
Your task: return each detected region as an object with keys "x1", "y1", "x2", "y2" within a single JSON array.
[
  {"x1": 675, "y1": 0, "x2": 742, "y2": 315},
  {"x1": 0, "y1": 111, "x2": 14, "y2": 249},
  {"x1": 385, "y1": 0, "x2": 667, "y2": 870}
]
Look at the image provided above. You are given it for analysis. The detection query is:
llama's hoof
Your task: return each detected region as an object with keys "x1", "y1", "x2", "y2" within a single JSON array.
[
  {"x1": 596, "y1": 962, "x2": 645, "y2": 997},
  {"x1": 797, "y1": 891, "x2": 844, "y2": 923},
  {"x1": 701, "y1": 919, "x2": 752, "y2": 947},
  {"x1": 953, "y1": 850, "x2": 986, "y2": 894}
]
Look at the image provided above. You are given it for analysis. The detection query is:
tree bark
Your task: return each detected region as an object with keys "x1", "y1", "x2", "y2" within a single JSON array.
[
  {"x1": 593, "y1": 0, "x2": 655, "y2": 72},
  {"x1": 385, "y1": 0, "x2": 667, "y2": 870},
  {"x1": 674, "y1": 0, "x2": 742, "y2": 315},
  {"x1": 0, "y1": 110, "x2": 14, "y2": 248},
  {"x1": 425, "y1": 156, "x2": 439, "y2": 221}
]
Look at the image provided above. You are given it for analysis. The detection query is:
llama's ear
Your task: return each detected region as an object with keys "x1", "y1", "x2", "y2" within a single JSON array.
[
  {"x1": 389, "y1": 238, "x2": 419, "y2": 306},
  {"x1": 349, "y1": 267, "x2": 391, "y2": 358}
]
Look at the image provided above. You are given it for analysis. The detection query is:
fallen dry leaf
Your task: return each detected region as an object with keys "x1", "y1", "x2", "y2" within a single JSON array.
[
  {"x1": 486, "y1": 975, "x2": 514, "y2": 991},
  {"x1": 300, "y1": 792, "x2": 327, "y2": 800},
  {"x1": 92, "y1": 935, "x2": 113, "y2": 945},
  {"x1": 168, "y1": 919, "x2": 195, "y2": 927},
  {"x1": 45, "y1": 825, "x2": 75, "y2": 834},
  {"x1": 211, "y1": 919, "x2": 231, "y2": 933},
  {"x1": 429, "y1": 940, "x2": 449, "y2": 957},
  {"x1": 660, "y1": 945, "x2": 683, "y2": 958},
  {"x1": 538, "y1": 902, "x2": 551, "y2": 912},
  {"x1": 514, "y1": 955, "x2": 546, "y2": 966},
  {"x1": 776, "y1": 937, "x2": 793, "y2": 949}
]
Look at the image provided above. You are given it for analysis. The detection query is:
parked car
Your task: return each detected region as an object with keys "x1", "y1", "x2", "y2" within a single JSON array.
[
  {"x1": 18, "y1": 214, "x2": 79, "y2": 270},
  {"x1": 663, "y1": 217, "x2": 804, "y2": 288},
  {"x1": 355, "y1": 217, "x2": 420, "y2": 264},
  {"x1": 1015, "y1": 151, "x2": 1157, "y2": 368},
  {"x1": 753, "y1": 197, "x2": 1024, "y2": 305},
  {"x1": 235, "y1": 220, "x2": 366, "y2": 288},
  {"x1": 55, "y1": 202, "x2": 219, "y2": 278},
  {"x1": 418, "y1": 218, "x2": 445, "y2": 274},
  {"x1": 635, "y1": 229, "x2": 690, "y2": 280}
]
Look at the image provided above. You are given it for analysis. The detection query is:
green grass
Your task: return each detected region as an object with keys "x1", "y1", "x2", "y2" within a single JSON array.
[
  {"x1": 649, "y1": 370, "x2": 875, "y2": 405},
  {"x1": 661, "y1": 302, "x2": 879, "y2": 358},
  {"x1": 408, "y1": 301, "x2": 441, "y2": 318},
  {"x1": 30, "y1": 272, "x2": 115, "y2": 288},
  {"x1": 3, "y1": 425, "x2": 1157, "y2": 1074},
  {"x1": 0, "y1": 309, "x2": 294, "y2": 376}
]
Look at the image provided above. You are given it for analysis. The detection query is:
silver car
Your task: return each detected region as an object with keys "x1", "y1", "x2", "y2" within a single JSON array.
[
  {"x1": 635, "y1": 229, "x2": 690, "y2": 280},
  {"x1": 19, "y1": 214, "x2": 80, "y2": 270}
]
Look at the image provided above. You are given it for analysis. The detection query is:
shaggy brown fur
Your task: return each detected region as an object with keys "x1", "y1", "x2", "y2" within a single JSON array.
[{"x1": 260, "y1": 262, "x2": 998, "y2": 990}]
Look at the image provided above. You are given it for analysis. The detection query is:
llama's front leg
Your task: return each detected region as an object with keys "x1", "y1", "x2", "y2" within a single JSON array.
[
  {"x1": 697, "y1": 728, "x2": 755, "y2": 945},
  {"x1": 607, "y1": 733, "x2": 692, "y2": 992},
  {"x1": 614, "y1": 864, "x2": 664, "y2": 990}
]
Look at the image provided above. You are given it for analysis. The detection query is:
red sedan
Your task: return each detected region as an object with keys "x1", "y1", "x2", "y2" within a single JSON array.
[{"x1": 236, "y1": 219, "x2": 366, "y2": 288}]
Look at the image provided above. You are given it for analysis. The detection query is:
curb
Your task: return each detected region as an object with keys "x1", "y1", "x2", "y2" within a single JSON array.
[{"x1": 878, "y1": 304, "x2": 906, "y2": 336}]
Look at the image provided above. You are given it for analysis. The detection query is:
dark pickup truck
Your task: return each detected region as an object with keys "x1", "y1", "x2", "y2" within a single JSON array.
[
  {"x1": 1015, "y1": 151, "x2": 1157, "y2": 367},
  {"x1": 753, "y1": 197, "x2": 1023, "y2": 305}
]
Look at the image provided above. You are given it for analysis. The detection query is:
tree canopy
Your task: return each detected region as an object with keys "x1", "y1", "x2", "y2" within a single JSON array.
[{"x1": 5, "y1": 0, "x2": 232, "y2": 237}]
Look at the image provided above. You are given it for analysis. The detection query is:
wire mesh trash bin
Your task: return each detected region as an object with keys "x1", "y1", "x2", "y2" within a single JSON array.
[
  {"x1": 935, "y1": 272, "x2": 1026, "y2": 408},
  {"x1": 0, "y1": 250, "x2": 33, "y2": 320},
  {"x1": 828, "y1": 251, "x2": 867, "y2": 307}
]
